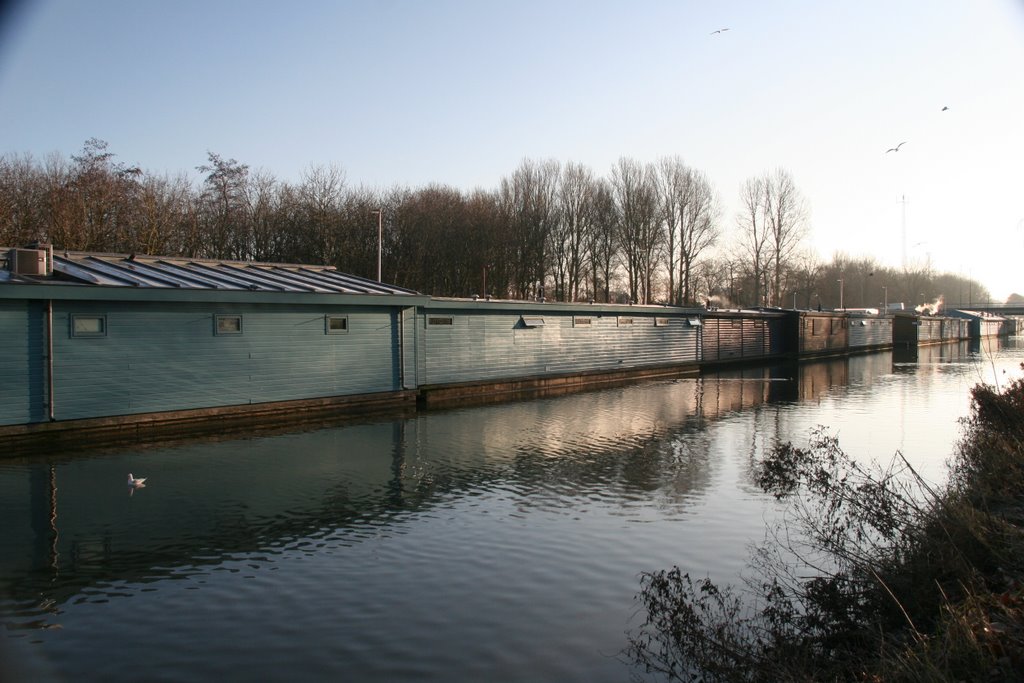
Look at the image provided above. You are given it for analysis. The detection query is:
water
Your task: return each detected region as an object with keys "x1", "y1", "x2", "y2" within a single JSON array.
[{"x1": 2, "y1": 339, "x2": 1022, "y2": 682}]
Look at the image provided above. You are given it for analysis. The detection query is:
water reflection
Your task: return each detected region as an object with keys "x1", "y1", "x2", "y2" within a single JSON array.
[
  {"x1": 2, "y1": 356, "x2": 883, "y2": 616},
  {"x1": 2, "y1": 340, "x2": 1022, "y2": 682}
]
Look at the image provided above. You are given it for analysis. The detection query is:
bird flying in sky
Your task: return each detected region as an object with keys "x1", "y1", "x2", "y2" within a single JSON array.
[
  {"x1": 941, "y1": 106, "x2": 949, "y2": 111},
  {"x1": 886, "y1": 141, "x2": 907, "y2": 153},
  {"x1": 710, "y1": 28, "x2": 729, "y2": 34}
]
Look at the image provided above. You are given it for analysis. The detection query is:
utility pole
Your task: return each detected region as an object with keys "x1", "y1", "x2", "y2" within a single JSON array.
[{"x1": 370, "y1": 210, "x2": 382, "y2": 282}]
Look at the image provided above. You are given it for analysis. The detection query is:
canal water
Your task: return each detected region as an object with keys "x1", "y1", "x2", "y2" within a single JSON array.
[{"x1": 2, "y1": 339, "x2": 1023, "y2": 682}]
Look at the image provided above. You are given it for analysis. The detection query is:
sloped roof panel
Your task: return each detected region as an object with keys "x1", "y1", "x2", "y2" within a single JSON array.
[{"x1": 38, "y1": 251, "x2": 420, "y2": 296}]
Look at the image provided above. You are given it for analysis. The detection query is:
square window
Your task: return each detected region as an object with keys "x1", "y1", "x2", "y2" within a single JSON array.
[
  {"x1": 428, "y1": 316, "x2": 454, "y2": 326},
  {"x1": 71, "y1": 315, "x2": 106, "y2": 337},
  {"x1": 215, "y1": 314, "x2": 243, "y2": 335},
  {"x1": 618, "y1": 317, "x2": 634, "y2": 326},
  {"x1": 573, "y1": 316, "x2": 592, "y2": 327},
  {"x1": 326, "y1": 315, "x2": 349, "y2": 334}
]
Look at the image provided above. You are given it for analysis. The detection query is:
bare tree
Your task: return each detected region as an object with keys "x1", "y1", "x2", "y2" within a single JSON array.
[
  {"x1": 656, "y1": 157, "x2": 684, "y2": 303},
  {"x1": 465, "y1": 188, "x2": 509, "y2": 298},
  {"x1": 783, "y1": 249, "x2": 821, "y2": 309},
  {"x1": 588, "y1": 178, "x2": 619, "y2": 302},
  {"x1": 335, "y1": 186, "x2": 384, "y2": 279},
  {"x1": 59, "y1": 139, "x2": 142, "y2": 251},
  {"x1": 736, "y1": 169, "x2": 808, "y2": 307},
  {"x1": 657, "y1": 157, "x2": 720, "y2": 305},
  {"x1": 552, "y1": 161, "x2": 597, "y2": 301},
  {"x1": 736, "y1": 176, "x2": 770, "y2": 306},
  {"x1": 764, "y1": 168, "x2": 809, "y2": 306},
  {"x1": 244, "y1": 170, "x2": 282, "y2": 262},
  {"x1": 0, "y1": 153, "x2": 49, "y2": 247},
  {"x1": 498, "y1": 158, "x2": 561, "y2": 299},
  {"x1": 296, "y1": 164, "x2": 346, "y2": 265},
  {"x1": 131, "y1": 172, "x2": 195, "y2": 256},
  {"x1": 612, "y1": 157, "x2": 661, "y2": 304},
  {"x1": 391, "y1": 184, "x2": 471, "y2": 294},
  {"x1": 196, "y1": 152, "x2": 250, "y2": 259}
]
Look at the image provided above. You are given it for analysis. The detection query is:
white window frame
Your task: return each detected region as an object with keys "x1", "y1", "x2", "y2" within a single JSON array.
[{"x1": 326, "y1": 315, "x2": 349, "y2": 334}]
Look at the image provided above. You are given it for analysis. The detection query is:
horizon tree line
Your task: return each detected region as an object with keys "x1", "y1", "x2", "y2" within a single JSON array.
[{"x1": 0, "y1": 138, "x2": 998, "y2": 309}]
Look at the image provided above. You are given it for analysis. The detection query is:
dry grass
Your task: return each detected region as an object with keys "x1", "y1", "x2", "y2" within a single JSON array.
[{"x1": 627, "y1": 367, "x2": 1024, "y2": 682}]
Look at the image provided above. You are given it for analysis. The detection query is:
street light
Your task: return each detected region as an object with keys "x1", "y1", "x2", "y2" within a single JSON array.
[
  {"x1": 837, "y1": 278, "x2": 844, "y2": 311},
  {"x1": 882, "y1": 286, "x2": 888, "y2": 311},
  {"x1": 370, "y1": 209, "x2": 382, "y2": 282}
]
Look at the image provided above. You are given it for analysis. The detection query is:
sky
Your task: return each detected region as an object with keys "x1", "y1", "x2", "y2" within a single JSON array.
[{"x1": 1, "y1": 0, "x2": 1022, "y2": 300}]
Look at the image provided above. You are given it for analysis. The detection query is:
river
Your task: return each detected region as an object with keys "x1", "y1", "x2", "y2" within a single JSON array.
[{"x1": 2, "y1": 338, "x2": 1022, "y2": 682}]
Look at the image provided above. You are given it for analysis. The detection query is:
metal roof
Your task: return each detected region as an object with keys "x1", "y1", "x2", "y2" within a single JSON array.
[
  {"x1": 8, "y1": 250, "x2": 421, "y2": 296},
  {"x1": 950, "y1": 309, "x2": 1008, "y2": 322}
]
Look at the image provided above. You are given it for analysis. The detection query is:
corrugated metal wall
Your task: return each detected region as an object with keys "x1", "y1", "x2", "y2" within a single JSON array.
[
  {"x1": 417, "y1": 310, "x2": 699, "y2": 385},
  {"x1": 701, "y1": 315, "x2": 786, "y2": 362},
  {"x1": 0, "y1": 300, "x2": 46, "y2": 426},
  {"x1": 937, "y1": 319, "x2": 969, "y2": 341},
  {"x1": 980, "y1": 319, "x2": 1002, "y2": 337},
  {"x1": 799, "y1": 314, "x2": 848, "y2": 354},
  {"x1": 742, "y1": 319, "x2": 767, "y2": 357},
  {"x1": 48, "y1": 301, "x2": 401, "y2": 421},
  {"x1": 848, "y1": 318, "x2": 892, "y2": 348},
  {"x1": 917, "y1": 318, "x2": 942, "y2": 341}
]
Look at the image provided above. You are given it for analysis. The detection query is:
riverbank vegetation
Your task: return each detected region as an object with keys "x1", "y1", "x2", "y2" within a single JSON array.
[
  {"x1": 0, "y1": 139, "x2": 992, "y2": 309},
  {"x1": 627, "y1": 368, "x2": 1024, "y2": 681}
]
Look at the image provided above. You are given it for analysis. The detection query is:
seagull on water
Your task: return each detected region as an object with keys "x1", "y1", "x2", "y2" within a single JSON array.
[
  {"x1": 128, "y1": 473, "x2": 147, "y2": 488},
  {"x1": 886, "y1": 141, "x2": 906, "y2": 153}
]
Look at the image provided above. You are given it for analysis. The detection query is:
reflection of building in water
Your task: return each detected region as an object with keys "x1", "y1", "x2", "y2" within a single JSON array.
[
  {"x1": 1, "y1": 350, "x2": 908, "y2": 618},
  {"x1": 797, "y1": 357, "x2": 850, "y2": 402},
  {"x1": 697, "y1": 366, "x2": 792, "y2": 415},
  {"x1": 893, "y1": 340, "x2": 972, "y2": 367}
]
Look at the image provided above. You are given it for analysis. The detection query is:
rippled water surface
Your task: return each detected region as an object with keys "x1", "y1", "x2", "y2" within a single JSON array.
[{"x1": 2, "y1": 339, "x2": 1023, "y2": 682}]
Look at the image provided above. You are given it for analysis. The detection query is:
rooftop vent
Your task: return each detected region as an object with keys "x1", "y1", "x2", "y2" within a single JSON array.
[{"x1": 8, "y1": 248, "x2": 49, "y2": 276}]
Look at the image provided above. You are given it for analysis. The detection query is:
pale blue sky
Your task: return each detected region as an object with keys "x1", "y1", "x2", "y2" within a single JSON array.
[{"x1": 1, "y1": 0, "x2": 1022, "y2": 299}]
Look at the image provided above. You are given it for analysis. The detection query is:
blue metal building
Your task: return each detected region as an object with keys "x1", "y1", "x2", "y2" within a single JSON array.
[
  {"x1": 9, "y1": 247, "x2": 955, "y2": 453},
  {"x1": 847, "y1": 312, "x2": 893, "y2": 352},
  {"x1": 0, "y1": 248, "x2": 426, "y2": 444},
  {"x1": 414, "y1": 298, "x2": 704, "y2": 406},
  {"x1": 948, "y1": 310, "x2": 1009, "y2": 339}
]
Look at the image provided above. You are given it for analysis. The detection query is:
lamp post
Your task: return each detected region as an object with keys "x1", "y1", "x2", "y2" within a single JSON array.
[
  {"x1": 882, "y1": 286, "x2": 888, "y2": 311},
  {"x1": 370, "y1": 209, "x2": 382, "y2": 282},
  {"x1": 837, "y1": 278, "x2": 844, "y2": 311}
]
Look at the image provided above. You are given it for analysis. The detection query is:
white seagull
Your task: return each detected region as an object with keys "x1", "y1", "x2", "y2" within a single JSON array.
[
  {"x1": 128, "y1": 473, "x2": 147, "y2": 488},
  {"x1": 886, "y1": 141, "x2": 906, "y2": 153}
]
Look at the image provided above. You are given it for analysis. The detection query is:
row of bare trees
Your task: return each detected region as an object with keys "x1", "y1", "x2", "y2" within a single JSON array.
[{"x1": 0, "y1": 139, "x2": 994, "y2": 307}]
